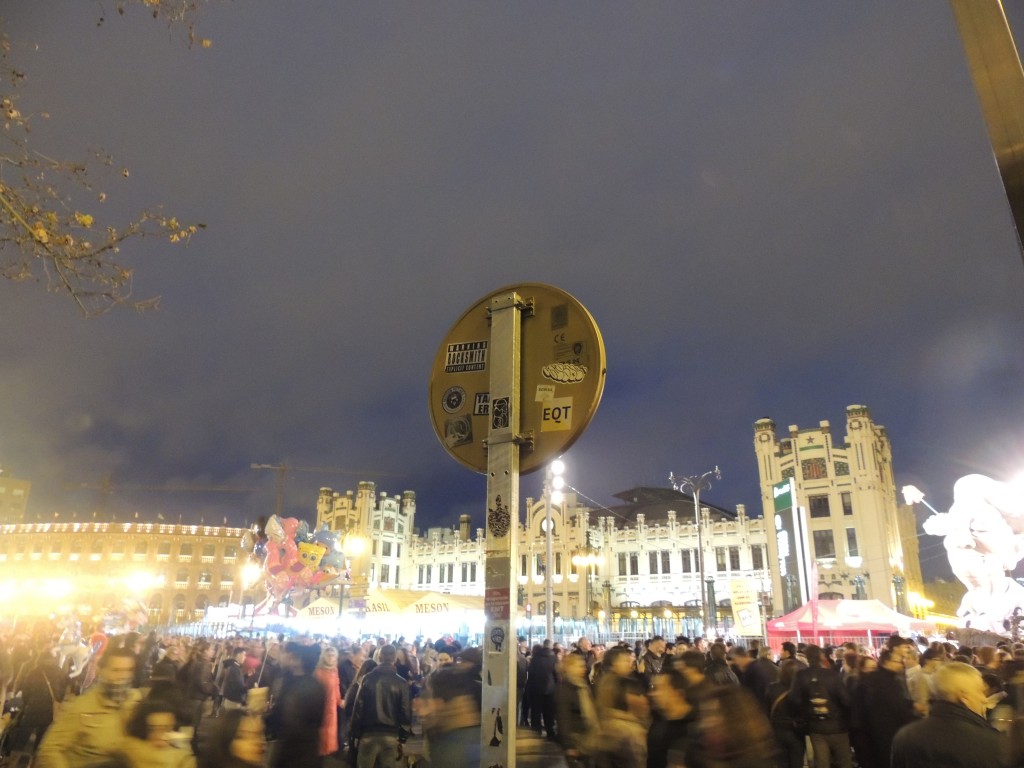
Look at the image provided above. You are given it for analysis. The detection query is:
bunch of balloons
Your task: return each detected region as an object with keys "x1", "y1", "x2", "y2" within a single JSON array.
[{"x1": 241, "y1": 515, "x2": 347, "y2": 606}]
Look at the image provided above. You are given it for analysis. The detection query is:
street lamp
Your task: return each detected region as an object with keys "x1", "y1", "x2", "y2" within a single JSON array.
[
  {"x1": 572, "y1": 548, "x2": 599, "y2": 638},
  {"x1": 338, "y1": 533, "x2": 368, "y2": 627},
  {"x1": 544, "y1": 459, "x2": 566, "y2": 642},
  {"x1": 669, "y1": 466, "x2": 721, "y2": 640}
]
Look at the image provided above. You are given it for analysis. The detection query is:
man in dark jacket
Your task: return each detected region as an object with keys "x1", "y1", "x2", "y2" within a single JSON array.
[
  {"x1": 525, "y1": 642, "x2": 558, "y2": 737},
  {"x1": 218, "y1": 647, "x2": 248, "y2": 711},
  {"x1": 855, "y1": 642, "x2": 918, "y2": 768},
  {"x1": 349, "y1": 644, "x2": 411, "y2": 768},
  {"x1": 704, "y1": 642, "x2": 739, "y2": 686},
  {"x1": 891, "y1": 661, "x2": 1006, "y2": 768},
  {"x1": 789, "y1": 644, "x2": 852, "y2": 768},
  {"x1": 744, "y1": 645, "x2": 781, "y2": 712}
]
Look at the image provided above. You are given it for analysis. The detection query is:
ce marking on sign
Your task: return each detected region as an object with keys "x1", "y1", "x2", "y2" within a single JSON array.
[{"x1": 553, "y1": 332, "x2": 567, "y2": 343}]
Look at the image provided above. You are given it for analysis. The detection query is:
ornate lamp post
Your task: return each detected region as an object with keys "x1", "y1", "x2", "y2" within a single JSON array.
[{"x1": 669, "y1": 466, "x2": 721, "y2": 639}]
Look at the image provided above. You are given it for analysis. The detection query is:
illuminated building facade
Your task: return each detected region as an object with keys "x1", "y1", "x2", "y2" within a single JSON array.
[
  {"x1": 317, "y1": 483, "x2": 773, "y2": 640},
  {"x1": 754, "y1": 405, "x2": 918, "y2": 612},
  {"x1": 0, "y1": 521, "x2": 251, "y2": 625}
]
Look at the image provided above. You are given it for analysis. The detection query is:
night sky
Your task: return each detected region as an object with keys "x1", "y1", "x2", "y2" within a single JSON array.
[{"x1": 2, "y1": 3, "x2": 1023, "y2": 582}]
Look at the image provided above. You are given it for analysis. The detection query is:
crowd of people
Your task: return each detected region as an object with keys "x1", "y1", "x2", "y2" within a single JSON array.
[{"x1": 0, "y1": 627, "x2": 1023, "y2": 768}]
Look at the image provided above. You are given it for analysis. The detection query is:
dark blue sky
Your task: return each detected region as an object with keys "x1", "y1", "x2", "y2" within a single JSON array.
[{"x1": 2, "y1": 3, "x2": 1022, "y2": 582}]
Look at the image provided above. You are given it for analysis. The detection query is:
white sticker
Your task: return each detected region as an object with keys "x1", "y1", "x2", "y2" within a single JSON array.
[
  {"x1": 535, "y1": 385, "x2": 555, "y2": 402},
  {"x1": 540, "y1": 397, "x2": 573, "y2": 432}
]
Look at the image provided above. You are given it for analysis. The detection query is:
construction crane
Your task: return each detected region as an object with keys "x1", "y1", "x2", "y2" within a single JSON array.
[
  {"x1": 65, "y1": 472, "x2": 253, "y2": 520},
  {"x1": 249, "y1": 462, "x2": 400, "y2": 518}
]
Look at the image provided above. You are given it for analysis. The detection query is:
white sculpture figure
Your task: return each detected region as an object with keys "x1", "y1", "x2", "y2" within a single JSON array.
[{"x1": 906, "y1": 474, "x2": 1024, "y2": 633}]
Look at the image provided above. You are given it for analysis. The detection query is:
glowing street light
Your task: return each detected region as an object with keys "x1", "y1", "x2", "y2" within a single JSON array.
[{"x1": 544, "y1": 459, "x2": 565, "y2": 641}]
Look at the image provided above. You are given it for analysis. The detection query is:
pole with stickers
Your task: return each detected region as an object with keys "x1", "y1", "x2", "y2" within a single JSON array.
[{"x1": 429, "y1": 283, "x2": 606, "y2": 767}]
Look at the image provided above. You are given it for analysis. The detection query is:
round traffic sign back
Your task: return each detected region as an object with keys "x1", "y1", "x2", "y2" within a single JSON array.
[{"x1": 429, "y1": 283, "x2": 606, "y2": 474}]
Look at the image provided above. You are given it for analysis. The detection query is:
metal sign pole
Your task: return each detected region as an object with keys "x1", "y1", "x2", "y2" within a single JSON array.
[{"x1": 480, "y1": 290, "x2": 523, "y2": 768}]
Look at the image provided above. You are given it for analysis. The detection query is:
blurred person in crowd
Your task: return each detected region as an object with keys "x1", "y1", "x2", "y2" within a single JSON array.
[
  {"x1": 184, "y1": 642, "x2": 218, "y2": 753},
  {"x1": 4, "y1": 644, "x2": 69, "y2": 754},
  {"x1": 728, "y1": 644, "x2": 755, "y2": 686},
  {"x1": 572, "y1": 637, "x2": 596, "y2": 683},
  {"x1": 778, "y1": 642, "x2": 804, "y2": 668},
  {"x1": 314, "y1": 646, "x2": 343, "y2": 757},
  {"x1": 120, "y1": 697, "x2": 195, "y2": 768},
  {"x1": 765, "y1": 660, "x2": 805, "y2": 768},
  {"x1": 420, "y1": 664, "x2": 481, "y2": 768},
  {"x1": 892, "y1": 662, "x2": 1005, "y2": 768},
  {"x1": 704, "y1": 643, "x2": 738, "y2": 686},
  {"x1": 555, "y1": 652, "x2": 598, "y2": 767},
  {"x1": 36, "y1": 646, "x2": 139, "y2": 768},
  {"x1": 342, "y1": 658, "x2": 377, "y2": 766},
  {"x1": 198, "y1": 710, "x2": 265, "y2": 768},
  {"x1": 218, "y1": 647, "x2": 248, "y2": 713},
  {"x1": 337, "y1": 643, "x2": 365, "y2": 752},
  {"x1": 526, "y1": 641, "x2": 558, "y2": 738},
  {"x1": 638, "y1": 637, "x2": 667, "y2": 690},
  {"x1": 685, "y1": 685, "x2": 776, "y2": 768},
  {"x1": 348, "y1": 645, "x2": 411, "y2": 768},
  {"x1": 151, "y1": 644, "x2": 184, "y2": 685},
  {"x1": 647, "y1": 666, "x2": 696, "y2": 768},
  {"x1": 266, "y1": 643, "x2": 326, "y2": 768},
  {"x1": 789, "y1": 644, "x2": 852, "y2": 768},
  {"x1": 593, "y1": 674, "x2": 648, "y2": 768},
  {"x1": 676, "y1": 650, "x2": 713, "y2": 707},
  {"x1": 855, "y1": 642, "x2": 918, "y2": 768},
  {"x1": 910, "y1": 648, "x2": 943, "y2": 716},
  {"x1": 595, "y1": 646, "x2": 639, "y2": 719},
  {"x1": 745, "y1": 646, "x2": 780, "y2": 713},
  {"x1": 516, "y1": 638, "x2": 529, "y2": 726}
]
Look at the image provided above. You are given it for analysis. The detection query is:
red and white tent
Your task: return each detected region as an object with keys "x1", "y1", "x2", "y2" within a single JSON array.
[{"x1": 767, "y1": 599, "x2": 935, "y2": 647}]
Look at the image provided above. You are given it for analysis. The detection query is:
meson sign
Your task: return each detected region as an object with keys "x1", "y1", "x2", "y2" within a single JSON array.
[{"x1": 415, "y1": 603, "x2": 450, "y2": 613}]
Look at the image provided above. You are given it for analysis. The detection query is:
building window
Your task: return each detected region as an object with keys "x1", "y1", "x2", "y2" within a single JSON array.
[
  {"x1": 461, "y1": 563, "x2": 469, "y2": 582},
  {"x1": 661, "y1": 551, "x2": 671, "y2": 574},
  {"x1": 536, "y1": 554, "x2": 545, "y2": 575},
  {"x1": 179, "y1": 543, "x2": 192, "y2": 560},
  {"x1": 813, "y1": 529, "x2": 836, "y2": 560},
  {"x1": 396, "y1": 544, "x2": 401, "y2": 558},
  {"x1": 681, "y1": 550, "x2": 692, "y2": 573},
  {"x1": 846, "y1": 528, "x2": 859, "y2": 558},
  {"x1": 715, "y1": 547, "x2": 726, "y2": 571},
  {"x1": 380, "y1": 564, "x2": 390, "y2": 583},
  {"x1": 841, "y1": 492, "x2": 854, "y2": 516},
  {"x1": 835, "y1": 461, "x2": 850, "y2": 476},
  {"x1": 135, "y1": 542, "x2": 148, "y2": 556},
  {"x1": 418, "y1": 566, "x2": 425, "y2": 584},
  {"x1": 618, "y1": 553, "x2": 628, "y2": 576},
  {"x1": 808, "y1": 495, "x2": 831, "y2": 519},
  {"x1": 202, "y1": 544, "x2": 216, "y2": 560},
  {"x1": 521, "y1": 555, "x2": 528, "y2": 577},
  {"x1": 629, "y1": 554, "x2": 639, "y2": 576},
  {"x1": 447, "y1": 564, "x2": 454, "y2": 582},
  {"x1": 395, "y1": 565, "x2": 400, "y2": 584},
  {"x1": 555, "y1": 552, "x2": 562, "y2": 577},
  {"x1": 372, "y1": 540, "x2": 378, "y2": 555},
  {"x1": 781, "y1": 466, "x2": 795, "y2": 479},
  {"x1": 729, "y1": 546, "x2": 741, "y2": 571},
  {"x1": 649, "y1": 551, "x2": 659, "y2": 574},
  {"x1": 752, "y1": 545, "x2": 764, "y2": 570},
  {"x1": 802, "y1": 458, "x2": 828, "y2": 480},
  {"x1": 470, "y1": 563, "x2": 477, "y2": 582},
  {"x1": 382, "y1": 542, "x2": 392, "y2": 557},
  {"x1": 158, "y1": 541, "x2": 172, "y2": 557},
  {"x1": 425, "y1": 565, "x2": 431, "y2": 584}
]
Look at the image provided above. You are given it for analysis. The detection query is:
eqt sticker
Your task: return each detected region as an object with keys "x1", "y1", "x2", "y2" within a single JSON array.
[{"x1": 442, "y1": 386, "x2": 467, "y2": 414}]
